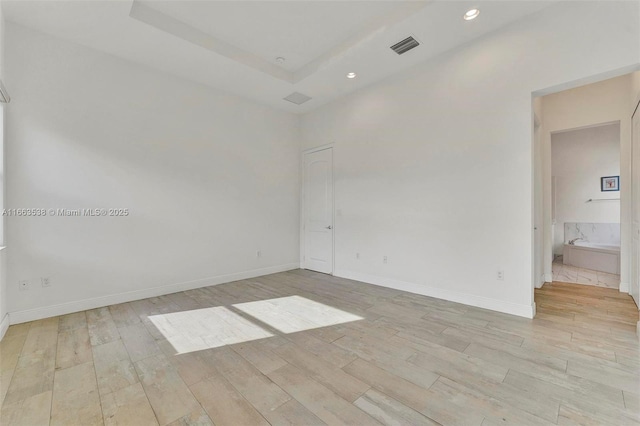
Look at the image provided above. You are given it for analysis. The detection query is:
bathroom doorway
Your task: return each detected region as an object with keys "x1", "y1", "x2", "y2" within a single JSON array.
[
  {"x1": 532, "y1": 70, "x2": 640, "y2": 300},
  {"x1": 532, "y1": 70, "x2": 640, "y2": 334},
  {"x1": 550, "y1": 122, "x2": 621, "y2": 288}
]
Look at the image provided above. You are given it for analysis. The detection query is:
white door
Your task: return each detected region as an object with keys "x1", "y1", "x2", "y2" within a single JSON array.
[
  {"x1": 303, "y1": 148, "x2": 333, "y2": 274},
  {"x1": 631, "y1": 102, "x2": 640, "y2": 306}
]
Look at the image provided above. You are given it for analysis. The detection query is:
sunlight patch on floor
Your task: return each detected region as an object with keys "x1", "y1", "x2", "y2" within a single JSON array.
[
  {"x1": 149, "y1": 295, "x2": 362, "y2": 354},
  {"x1": 148, "y1": 306, "x2": 273, "y2": 354},
  {"x1": 233, "y1": 295, "x2": 363, "y2": 333}
]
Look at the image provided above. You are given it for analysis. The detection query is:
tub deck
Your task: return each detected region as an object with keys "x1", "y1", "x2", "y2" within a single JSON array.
[{"x1": 563, "y1": 242, "x2": 620, "y2": 275}]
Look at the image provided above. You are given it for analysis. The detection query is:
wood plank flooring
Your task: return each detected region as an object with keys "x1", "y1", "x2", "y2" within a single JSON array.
[{"x1": 1, "y1": 270, "x2": 638, "y2": 425}]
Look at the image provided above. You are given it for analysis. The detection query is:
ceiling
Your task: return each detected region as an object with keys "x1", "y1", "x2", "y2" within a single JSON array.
[{"x1": 2, "y1": 0, "x2": 557, "y2": 113}]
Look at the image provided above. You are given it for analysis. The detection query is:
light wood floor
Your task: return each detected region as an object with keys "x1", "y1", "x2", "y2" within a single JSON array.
[{"x1": 1, "y1": 270, "x2": 639, "y2": 426}]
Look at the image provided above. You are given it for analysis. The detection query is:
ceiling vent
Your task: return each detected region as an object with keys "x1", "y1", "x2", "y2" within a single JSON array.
[
  {"x1": 0, "y1": 80, "x2": 10, "y2": 103},
  {"x1": 283, "y1": 92, "x2": 312, "y2": 105},
  {"x1": 390, "y1": 36, "x2": 420, "y2": 55}
]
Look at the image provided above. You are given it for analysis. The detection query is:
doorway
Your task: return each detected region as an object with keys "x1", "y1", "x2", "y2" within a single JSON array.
[
  {"x1": 532, "y1": 70, "x2": 640, "y2": 327},
  {"x1": 631, "y1": 99, "x2": 640, "y2": 307},
  {"x1": 301, "y1": 146, "x2": 334, "y2": 274},
  {"x1": 550, "y1": 122, "x2": 621, "y2": 288}
]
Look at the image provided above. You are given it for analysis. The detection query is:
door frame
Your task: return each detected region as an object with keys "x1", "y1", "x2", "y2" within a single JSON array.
[
  {"x1": 531, "y1": 64, "x2": 640, "y2": 321},
  {"x1": 300, "y1": 144, "x2": 335, "y2": 274},
  {"x1": 631, "y1": 99, "x2": 640, "y2": 330}
]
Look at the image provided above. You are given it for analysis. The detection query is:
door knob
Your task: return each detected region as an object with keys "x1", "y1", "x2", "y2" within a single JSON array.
[{"x1": 326, "y1": 225, "x2": 332, "y2": 229}]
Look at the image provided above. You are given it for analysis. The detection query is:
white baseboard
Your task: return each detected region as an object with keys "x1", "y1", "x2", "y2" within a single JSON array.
[
  {"x1": 620, "y1": 281, "x2": 630, "y2": 293},
  {"x1": 8, "y1": 263, "x2": 300, "y2": 325},
  {"x1": 0, "y1": 314, "x2": 9, "y2": 341},
  {"x1": 535, "y1": 274, "x2": 548, "y2": 289},
  {"x1": 334, "y1": 269, "x2": 535, "y2": 319},
  {"x1": 543, "y1": 273, "x2": 553, "y2": 284}
]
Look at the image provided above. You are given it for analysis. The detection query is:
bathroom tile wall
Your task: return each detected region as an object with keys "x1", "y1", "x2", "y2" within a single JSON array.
[{"x1": 564, "y1": 222, "x2": 620, "y2": 245}]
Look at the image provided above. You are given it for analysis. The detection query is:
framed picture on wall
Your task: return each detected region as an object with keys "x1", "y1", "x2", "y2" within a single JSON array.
[{"x1": 601, "y1": 176, "x2": 619, "y2": 192}]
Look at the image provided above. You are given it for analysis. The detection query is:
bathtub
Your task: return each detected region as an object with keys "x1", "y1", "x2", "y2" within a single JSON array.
[{"x1": 563, "y1": 241, "x2": 620, "y2": 274}]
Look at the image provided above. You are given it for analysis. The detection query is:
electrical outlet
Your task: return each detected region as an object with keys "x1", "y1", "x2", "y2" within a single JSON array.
[
  {"x1": 41, "y1": 277, "x2": 51, "y2": 287},
  {"x1": 256, "y1": 250, "x2": 262, "y2": 258},
  {"x1": 19, "y1": 280, "x2": 29, "y2": 291},
  {"x1": 383, "y1": 256, "x2": 388, "y2": 264},
  {"x1": 356, "y1": 253, "x2": 360, "y2": 260},
  {"x1": 497, "y1": 270, "x2": 504, "y2": 280}
]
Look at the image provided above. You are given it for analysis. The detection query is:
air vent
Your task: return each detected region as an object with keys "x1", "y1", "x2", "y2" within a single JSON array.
[
  {"x1": 390, "y1": 36, "x2": 420, "y2": 55},
  {"x1": 283, "y1": 92, "x2": 312, "y2": 105}
]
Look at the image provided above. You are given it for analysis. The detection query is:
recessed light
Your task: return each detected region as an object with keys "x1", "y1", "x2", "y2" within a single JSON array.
[
  {"x1": 275, "y1": 57, "x2": 286, "y2": 64},
  {"x1": 346, "y1": 72, "x2": 357, "y2": 79},
  {"x1": 463, "y1": 8, "x2": 480, "y2": 21}
]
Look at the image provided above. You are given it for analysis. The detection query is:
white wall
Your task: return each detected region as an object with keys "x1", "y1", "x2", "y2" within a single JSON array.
[
  {"x1": 0, "y1": 1, "x2": 4, "y2": 82},
  {"x1": 632, "y1": 71, "x2": 640, "y2": 317},
  {"x1": 2, "y1": 2, "x2": 640, "y2": 326},
  {"x1": 633, "y1": 71, "x2": 640, "y2": 108},
  {"x1": 541, "y1": 74, "x2": 634, "y2": 291},
  {"x1": 0, "y1": 1, "x2": 7, "y2": 337},
  {"x1": 551, "y1": 124, "x2": 620, "y2": 254},
  {"x1": 4, "y1": 23, "x2": 300, "y2": 322},
  {"x1": 300, "y1": 1, "x2": 640, "y2": 317}
]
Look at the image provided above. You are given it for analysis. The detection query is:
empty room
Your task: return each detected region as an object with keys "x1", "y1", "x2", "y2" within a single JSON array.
[{"x1": 0, "y1": 1, "x2": 639, "y2": 425}]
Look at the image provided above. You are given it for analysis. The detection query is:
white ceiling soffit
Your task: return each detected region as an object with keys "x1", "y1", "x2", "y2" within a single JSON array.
[
  {"x1": 130, "y1": 1, "x2": 293, "y2": 83},
  {"x1": 130, "y1": 0, "x2": 429, "y2": 85},
  {"x1": 2, "y1": 1, "x2": 558, "y2": 114}
]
